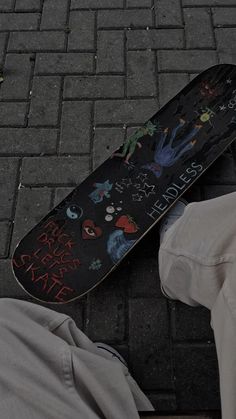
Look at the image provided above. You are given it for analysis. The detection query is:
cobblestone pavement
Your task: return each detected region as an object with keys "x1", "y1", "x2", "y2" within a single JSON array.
[{"x1": 1, "y1": 0, "x2": 236, "y2": 413}]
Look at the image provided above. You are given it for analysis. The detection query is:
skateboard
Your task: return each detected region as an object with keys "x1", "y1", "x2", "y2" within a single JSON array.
[{"x1": 12, "y1": 64, "x2": 236, "y2": 304}]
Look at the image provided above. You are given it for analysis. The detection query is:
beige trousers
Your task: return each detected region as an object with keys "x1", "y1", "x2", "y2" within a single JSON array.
[{"x1": 159, "y1": 191, "x2": 236, "y2": 419}]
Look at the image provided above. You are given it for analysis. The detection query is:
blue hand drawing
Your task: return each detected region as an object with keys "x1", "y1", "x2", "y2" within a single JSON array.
[{"x1": 143, "y1": 119, "x2": 202, "y2": 178}]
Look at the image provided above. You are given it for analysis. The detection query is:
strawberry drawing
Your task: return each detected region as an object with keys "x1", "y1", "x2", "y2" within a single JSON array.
[{"x1": 115, "y1": 215, "x2": 139, "y2": 233}]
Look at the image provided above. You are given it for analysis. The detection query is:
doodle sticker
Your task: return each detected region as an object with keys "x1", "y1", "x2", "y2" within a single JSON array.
[
  {"x1": 228, "y1": 90, "x2": 236, "y2": 110},
  {"x1": 195, "y1": 107, "x2": 215, "y2": 126},
  {"x1": 115, "y1": 215, "x2": 139, "y2": 233},
  {"x1": 138, "y1": 183, "x2": 156, "y2": 198},
  {"x1": 105, "y1": 215, "x2": 113, "y2": 222},
  {"x1": 105, "y1": 203, "x2": 123, "y2": 222},
  {"x1": 112, "y1": 120, "x2": 159, "y2": 164},
  {"x1": 115, "y1": 182, "x2": 124, "y2": 194},
  {"x1": 66, "y1": 205, "x2": 83, "y2": 220},
  {"x1": 143, "y1": 118, "x2": 202, "y2": 179},
  {"x1": 82, "y1": 220, "x2": 102, "y2": 240},
  {"x1": 132, "y1": 193, "x2": 143, "y2": 202},
  {"x1": 219, "y1": 89, "x2": 236, "y2": 113},
  {"x1": 107, "y1": 205, "x2": 115, "y2": 214},
  {"x1": 115, "y1": 178, "x2": 134, "y2": 193},
  {"x1": 132, "y1": 173, "x2": 148, "y2": 191},
  {"x1": 200, "y1": 80, "x2": 219, "y2": 98},
  {"x1": 219, "y1": 105, "x2": 227, "y2": 111},
  {"x1": 89, "y1": 180, "x2": 113, "y2": 204},
  {"x1": 121, "y1": 178, "x2": 132, "y2": 188},
  {"x1": 89, "y1": 259, "x2": 102, "y2": 270},
  {"x1": 136, "y1": 173, "x2": 148, "y2": 183},
  {"x1": 107, "y1": 230, "x2": 136, "y2": 263},
  {"x1": 115, "y1": 173, "x2": 156, "y2": 199},
  {"x1": 125, "y1": 160, "x2": 136, "y2": 171}
]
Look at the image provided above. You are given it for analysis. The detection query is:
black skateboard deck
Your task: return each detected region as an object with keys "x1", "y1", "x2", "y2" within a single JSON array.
[{"x1": 12, "y1": 64, "x2": 236, "y2": 303}]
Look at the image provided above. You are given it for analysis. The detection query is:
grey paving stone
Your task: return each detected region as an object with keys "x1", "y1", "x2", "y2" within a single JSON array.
[
  {"x1": 215, "y1": 28, "x2": 236, "y2": 64},
  {"x1": 21, "y1": 156, "x2": 90, "y2": 185},
  {"x1": 171, "y1": 303, "x2": 214, "y2": 342},
  {"x1": 15, "y1": 0, "x2": 41, "y2": 11},
  {"x1": 53, "y1": 187, "x2": 74, "y2": 206},
  {"x1": 128, "y1": 257, "x2": 162, "y2": 298},
  {"x1": 158, "y1": 73, "x2": 189, "y2": 107},
  {"x1": 174, "y1": 345, "x2": 220, "y2": 410},
  {"x1": 126, "y1": 125, "x2": 140, "y2": 137},
  {"x1": 127, "y1": 29, "x2": 184, "y2": 50},
  {"x1": 184, "y1": 8, "x2": 215, "y2": 48},
  {"x1": 96, "y1": 31, "x2": 124, "y2": 73},
  {"x1": 0, "y1": 33, "x2": 7, "y2": 67},
  {"x1": 10, "y1": 187, "x2": 52, "y2": 255},
  {"x1": 0, "y1": 0, "x2": 14, "y2": 10},
  {"x1": 86, "y1": 267, "x2": 127, "y2": 342},
  {"x1": 154, "y1": 0, "x2": 183, "y2": 27},
  {"x1": 41, "y1": 0, "x2": 68, "y2": 29},
  {"x1": 212, "y1": 7, "x2": 236, "y2": 27},
  {"x1": 35, "y1": 53, "x2": 94, "y2": 75},
  {"x1": 71, "y1": 0, "x2": 123, "y2": 8},
  {"x1": 8, "y1": 31, "x2": 66, "y2": 52},
  {"x1": 97, "y1": 9, "x2": 153, "y2": 28},
  {"x1": 146, "y1": 393, "x2": 177, "y2": 411},
  {"x1": 60, "y1": 101, "x2": 92, "y2": 153},
  {"x1": 68, "y1": 11, "x2": 95, "y2": 51},
  {"x1": 0, "y1": 157, "x2": 19, "y2": 219},
  {"x1": 93, "y1": 127, "x2": 125, "y2": 169},
  {"x1": 129, "y1": 298, "x2": 173, "y2": 390},
  {"x1": 0, "y1": 222, "x2": 11, "y2": 258},
  {"x1": 127, "y1": 0, "x2": 152, "y2": 7},
  {"x1": 0, "y1": 260, "x2": 27, "y2": 298},
  {"x1": 203, "y1": 184, "x2": 236, "y2": 200},
  {"x1": 127, "y1": 50, "x2": 156, "y2": 97},
  {"x1": 0, "y1": 128, "x2": 57, "y2": 155},
  {"x1": 95, "y1": 99, "x2": 158, "y2": 125},
  {"x1": 64, "y1": 76, "x2": 124, "y2": 98},
  {"x1": 157, "y1": 50, "x2": 217, "y2": 72},
  {"x1": 0, "y1": 13, "x2": 39, "y2": 30},
  {"x1": 28, "y1": 76, "x2": 61, "y2": 126},
  {"x1": 0, "y1": 102, "x2": 27, "y2": 127},
  {"x1": 183, "y1": 0, "x2": 236, "y2": 5},
  {"x1": 126, "y1": 73, "x2": 148, "y2": 97},
  {"x1": 189, "y1": 73, "x2": 199, "y2": 81},
  {"x1": 0, "y1": 54, "x2": 32, "y2": 100}
]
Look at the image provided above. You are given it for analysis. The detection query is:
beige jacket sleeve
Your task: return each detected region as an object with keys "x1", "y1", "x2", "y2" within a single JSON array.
[{"x1": 0, "y1": 298, "x2": 153, "y2": 419}]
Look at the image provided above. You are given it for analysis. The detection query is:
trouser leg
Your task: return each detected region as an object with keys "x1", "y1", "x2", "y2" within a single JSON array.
[
  {"x1": 211, "y1": 271, "x2": 236, "y2": 419},
  {"x1": 158, "y1": 191, "x2": 236, "y2": 418},
  {"x1": 158, "y1": 191, "x2": 236, "y2": 309}
]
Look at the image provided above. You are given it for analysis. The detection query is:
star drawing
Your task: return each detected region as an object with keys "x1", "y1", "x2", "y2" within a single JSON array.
[{"x1": 139, "y1": 183, "x2": 156, "y2": 197}]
